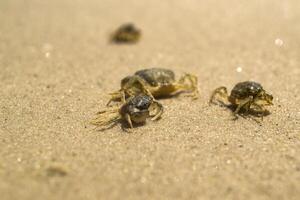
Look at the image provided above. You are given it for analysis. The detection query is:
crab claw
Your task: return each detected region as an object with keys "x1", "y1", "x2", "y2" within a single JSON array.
[{"x1": 150, "y1": 100, "x2": 164, "y2": 121}]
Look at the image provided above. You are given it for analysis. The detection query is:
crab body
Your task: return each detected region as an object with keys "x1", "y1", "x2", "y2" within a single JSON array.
[
  {"x1": 91, "y1": 94, "x2": 163, "y2": 129},
  {"x1": 108, "y1": 68, "x2": 198, "y2": 105}
]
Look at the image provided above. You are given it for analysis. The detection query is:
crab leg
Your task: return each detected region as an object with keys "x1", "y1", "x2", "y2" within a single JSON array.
[
  {"x1": 176, "y1": 73, "x2": 199, "y2": 98},
  {"x1": 209, "y1": 86, "x2": 229, "y2": 106},
  {"x1": 124, "y1": 113, "x2": 133, "y2": 128},
  {"x1": 233, "y1": 96, "x2": 253, "y2": 119}
]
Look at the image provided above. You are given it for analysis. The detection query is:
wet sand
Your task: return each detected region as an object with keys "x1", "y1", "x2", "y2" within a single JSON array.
[{"x1": 0, "y1": 0, "x2": 300, "y2": 199}]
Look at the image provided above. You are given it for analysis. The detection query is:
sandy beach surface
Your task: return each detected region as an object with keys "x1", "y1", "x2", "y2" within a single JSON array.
[{"x1": 1, "y1": 0, "x2": 300, "y2": 199}]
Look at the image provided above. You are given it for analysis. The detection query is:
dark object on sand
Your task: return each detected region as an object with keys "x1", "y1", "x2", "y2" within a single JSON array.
[{"x1": 111, "y1": 23, "x2": 141, "y2": 44}]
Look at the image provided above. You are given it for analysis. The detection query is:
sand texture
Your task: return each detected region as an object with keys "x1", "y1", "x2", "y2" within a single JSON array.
[{"x1": 1, "y1": 0, "x2": 300, "y2": 199}]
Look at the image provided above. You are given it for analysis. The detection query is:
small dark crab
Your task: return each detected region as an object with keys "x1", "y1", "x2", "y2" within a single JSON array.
[
  {"x1": 209, "y1": 81, "x2": 273, "y2": 120},
  {"x1": 107, "y1": 68, "x2": 199, "y2": 105},
  {"x1": 110, "y1": 23, "x2": 141, "y2": 44},
  {"x1": 91, "y1": 94, "x2": 163, "y2": 129}
]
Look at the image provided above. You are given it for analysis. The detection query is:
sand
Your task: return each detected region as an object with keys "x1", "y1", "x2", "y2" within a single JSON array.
[{"x1": 0, "y1": 0, "x2": 300, "y2": 199}]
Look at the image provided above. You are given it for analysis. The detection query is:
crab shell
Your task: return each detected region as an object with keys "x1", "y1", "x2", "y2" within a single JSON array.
[
  {"x1": 121, "y1": 68, "x2": 179, "y2": 97},
  {"x1": 134, "y1": 68, "x2": 176, "y2": 86},
  {"x1": 228, "y1": 81, "x2": 273, "y2": 106}
]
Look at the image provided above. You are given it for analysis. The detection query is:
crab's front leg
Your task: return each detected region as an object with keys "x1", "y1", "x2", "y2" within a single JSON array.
[
  {"x1": 107, "y1": 76, "x2": 153, "y2": 106},
  {"x1": 106, "y1": 90, "x2": 125, "y2": 106},
  {"x1": 232, "y1": 96, "x2": 253, "y2": 120},
  {"x1": 124, "y1": 113, "x2": 133, "y2": 128},
  {"x1": 209, "y1": 86, "x2": 229, "y2": 106},
  {"x1": 251, "y1": 101, "x2": 267, "y2": 121}
]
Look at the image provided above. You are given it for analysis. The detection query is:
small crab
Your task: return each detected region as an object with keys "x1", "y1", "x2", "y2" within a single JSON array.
[
  {"x1": 209, "y1": 81, "x2": 273, "y2": 120},
  {"x1": 91, "y1": 94, "x2": 163, "y2": 129},
  {"x1": 107, "y1": 68, "x2": 199, "y2": 105},
  {"x1": 110, "y1": 23, "x2": 141, "y2": 43}
]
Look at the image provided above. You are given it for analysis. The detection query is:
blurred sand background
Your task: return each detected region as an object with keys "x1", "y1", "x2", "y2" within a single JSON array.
[{"x1": 0, "y1": 0, "x2": 300, "y2": 199}]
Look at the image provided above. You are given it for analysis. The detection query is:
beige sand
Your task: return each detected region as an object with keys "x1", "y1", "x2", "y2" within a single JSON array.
[{"x1": 0, "y1": 0, "x2": 300, "y2": 199}]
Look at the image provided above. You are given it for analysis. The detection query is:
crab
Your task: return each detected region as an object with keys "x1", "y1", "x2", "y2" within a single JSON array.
[
  {"x1": 110, "y1": 23, "x2": 141, "y2": 43},
  {"x1": 107, "y1": 68, "x2": 199, "y2": 105},
  {"x1": 91, "y1": 94, "x2": 163, "y2": 129},
  {"x1": 209, "y1": 81, "x2": 273, "y2": 120}
]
